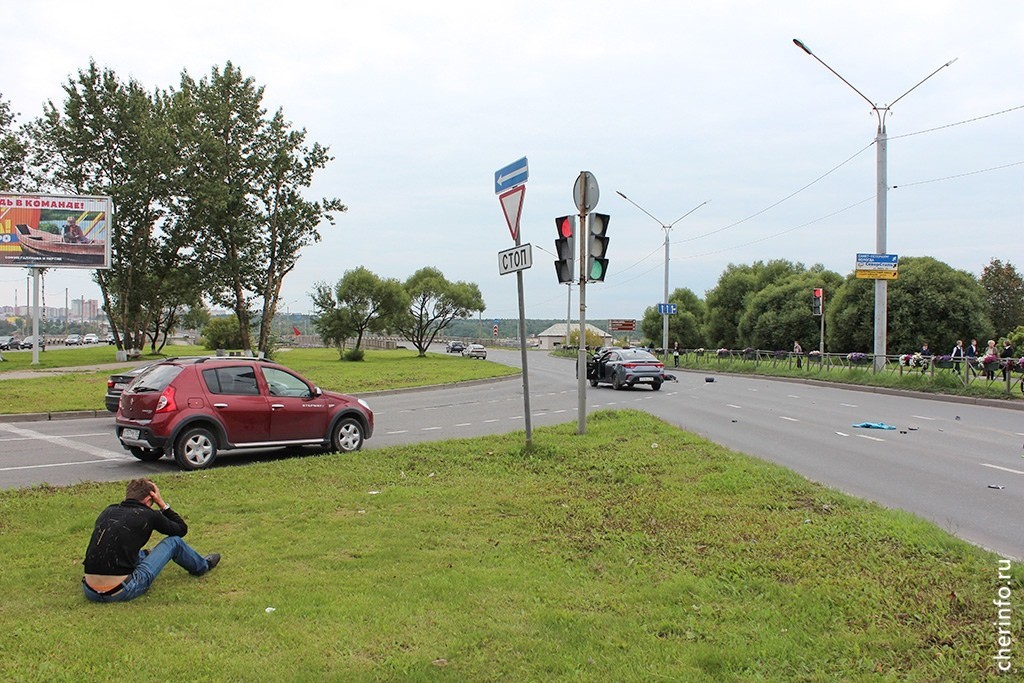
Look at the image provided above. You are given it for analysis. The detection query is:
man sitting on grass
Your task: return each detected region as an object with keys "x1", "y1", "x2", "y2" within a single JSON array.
[{"x1": 82, "y1": 478, "x2": 220, "y2": 602}]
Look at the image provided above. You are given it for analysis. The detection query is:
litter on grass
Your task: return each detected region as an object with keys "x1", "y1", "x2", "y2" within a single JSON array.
[{"x1": 852, "y1": 422, "x2": 897, "y2": 430}]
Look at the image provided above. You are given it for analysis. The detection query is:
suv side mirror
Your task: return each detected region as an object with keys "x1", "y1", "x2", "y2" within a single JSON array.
[{"x1": 312, "y1": 386, "x2": 323, "y2": 397}]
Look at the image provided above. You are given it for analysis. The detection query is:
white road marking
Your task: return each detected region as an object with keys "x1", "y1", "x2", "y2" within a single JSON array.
[
  {"x1": 385, "y1": 430, "x2": 408, "y2": 435},
  {"x1": 835, "y1": 431, "x2": 849, "y2": 437},
  {"x1": 454, "y1": 423, "x2": 472, "y2": 427},
  {"x1": 911, "y1": 415, "x2": 936, "y2": 421},
  {"x1": 484, "y1": 419, "x2": 499, "y2": 423},
  {"x1": 508, "y1": 416, "x2": 522, "y2": 420},
  {"x1": 421, "y1": 426, "x2": 442, "y2": 431},
  {"x1": 840, "y1": 403, "x2": 858, "y2": 408},
  {"x1": 779, "y1": 416, "x2": 799, "y2": 422},
  {"x1": 726, "y1": 404, "x2": 742, "y2": 409},
  {"x1": 981, "y1": 463, "x2": 1024, "y2": 475},
  {"x1": 553, "y1": 410, "x2": 568, "y2": 414},
  {"x1": 857, "y1": 434, "x2": 885, "y2": 442},
  {"x1": 787, "y1": 395, "x2": 800, "y2": 399},
  {"x1": 0, "y1": 423, "x2": 130, "y2": 461},
  {"x1": 0, "y1": 460, "x2": 109, "y2": 473}
]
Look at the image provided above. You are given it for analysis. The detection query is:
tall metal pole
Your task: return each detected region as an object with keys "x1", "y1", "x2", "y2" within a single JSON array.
[
  {"x1": 793, "y1": 38, "x2": 954, "y2": 371},
  {"x1": 662, "y1": 228, "x2": 670, "y2": 361},
  {"x1": 577, "y1": 174, "x2": 588, "y2": 435},
  {"x1": 616, "y1": 191, "x2": 707, "y2": 361},
  {"x1": 513, "y1": 225, "x2": 533, "y2": 445}
]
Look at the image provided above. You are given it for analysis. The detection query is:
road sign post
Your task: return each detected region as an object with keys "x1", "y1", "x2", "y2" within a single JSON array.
[
  {"x1": 573, "y1": 171, "x2": 599, "y2": 435},
  {"x1": 495, "y1": 158, "x2": 532, "y2": 445}
]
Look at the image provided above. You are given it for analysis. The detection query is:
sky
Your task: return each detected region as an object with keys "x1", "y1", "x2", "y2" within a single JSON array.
[{"x1": 3, "y1": 1, "x2": 1022, "y2": 323}]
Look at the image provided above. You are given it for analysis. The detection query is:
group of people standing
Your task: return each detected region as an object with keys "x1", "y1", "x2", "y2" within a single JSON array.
[{"x1": 947, "y1": 338, "x2": 1015, "y2": 380}]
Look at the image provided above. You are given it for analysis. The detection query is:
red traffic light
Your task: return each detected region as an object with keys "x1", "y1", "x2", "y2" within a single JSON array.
[
  {"x1": 813, "y1": 288, "x2": 822, "y2": 297},
  {"x1": 557, "y1": 215, "x2": 574, "y2": 238}
]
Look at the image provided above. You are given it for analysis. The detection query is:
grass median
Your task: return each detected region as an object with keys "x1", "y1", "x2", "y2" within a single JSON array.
[
  {"x1": 0, "y1": 346, "x2": 520, "y2": 414},
  {"x1": 0, "y1": 410, "x2": 1012, "y2": 681}
]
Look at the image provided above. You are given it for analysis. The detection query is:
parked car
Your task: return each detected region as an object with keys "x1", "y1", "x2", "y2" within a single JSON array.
[
  {"x1": 115, "y1": 356, "x2": 374, "y2": 470},
  {"x1": 105, "y1": 363, "x2": 155, "y2": 412},
  {"x1": 462, "y1": 343, "x2": 487, "y2": 359},
  {"x1": 64, "y1": 334, "x2": 82, "y2": 346},
  {"x1": 0, "y1": 335, "x2": 18, "y2": 351},
  {"x1": 82, "y1": 333, "x2": 100, "y2": 344},
  {"x1": 446, "y1": 341, "x2": 466, "y2": 353},
  {"x1": 105, "y1": 333, "x2": 116, "y2": 345},
  {"x1": 20, "y1": 336, "x2": 44, "y2": 350},
  {"x1": 586, "y1": 347, "x2": 665, "y2": 390}
]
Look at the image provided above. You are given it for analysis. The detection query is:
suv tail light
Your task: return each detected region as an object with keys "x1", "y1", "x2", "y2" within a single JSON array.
[{"x1": 155, "y1": 385, "x2": 177, "y2": 413}]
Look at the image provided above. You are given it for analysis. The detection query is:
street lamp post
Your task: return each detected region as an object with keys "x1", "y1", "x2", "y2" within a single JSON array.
[
  {"x1": 616, "y1": 191, "x2": 707, "y2": 362},
  {"x1": 793, "y1": 39, "x2": 954, "y2": 370}
]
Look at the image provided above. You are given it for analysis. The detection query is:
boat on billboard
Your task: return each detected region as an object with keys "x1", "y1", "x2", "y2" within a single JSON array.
[{"x1": 0, "y1": 193, "x2": 112, "y2": 269}]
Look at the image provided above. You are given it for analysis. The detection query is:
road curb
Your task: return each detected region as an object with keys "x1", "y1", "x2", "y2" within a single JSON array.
[{"x1": 0, "y1": 410, "x2": 106, "y2": 423}]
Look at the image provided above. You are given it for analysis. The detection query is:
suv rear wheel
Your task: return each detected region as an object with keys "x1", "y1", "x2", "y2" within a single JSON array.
[
  {"x1": 332, "y1": 417, "x2": 364, "y2": 453},
  {"x1": 173, "y1": 426, "x2": 218, "y2": 470}
]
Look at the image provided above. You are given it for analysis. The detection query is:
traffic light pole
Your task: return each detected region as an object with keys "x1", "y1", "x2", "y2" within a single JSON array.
[{"x1": 577, "y1": 176, "x2": 588, "y2": 435}]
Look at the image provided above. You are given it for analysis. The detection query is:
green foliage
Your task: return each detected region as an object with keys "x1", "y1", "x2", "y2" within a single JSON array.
[
  {"x1": 394, "y1": 267, "x2": 486, "y2": 356},
  {"x1": 0, "y1": 412, "x2": 1006, "y2": 680},
  {"x1": 704, "y1": 260, "x2": 806, "y2": 348},
  {"x1": 0, "y1": 93, "x2": 28, "y2": 190},
  {"x1": 640, "y1": 287, "x2": 706, "y2": 348},
  {"x1": 342, "y1": 348, "x2": 365, "y2": 362},
  {"x1": 980, "y1": 258, "x2": 1024, "y2": 337},
  {"x1": 830, "y1": 257, "x2": 994, "y2": 355},
  {"x1": 568, "y1": 328, "x2": 605, "y2": 348},
  {"x1": 201, "y1": 315, "x2": 246, "y2": 350},
  {"x1": 311, "y1": 267, "x2": 409, "y2": 353},
  {"x1": 738, "y1": 267, "x2": 843, "y2": 351}
]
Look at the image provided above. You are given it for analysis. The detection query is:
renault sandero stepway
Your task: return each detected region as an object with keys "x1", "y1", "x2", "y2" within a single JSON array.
[{"x1": 115, "y1": 357, "x2": 373, "y2": 470}]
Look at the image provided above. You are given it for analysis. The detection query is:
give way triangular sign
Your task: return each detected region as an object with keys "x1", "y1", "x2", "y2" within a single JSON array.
[{"x1": 499, "y1": 185, "x2": 525, "y2": 242}]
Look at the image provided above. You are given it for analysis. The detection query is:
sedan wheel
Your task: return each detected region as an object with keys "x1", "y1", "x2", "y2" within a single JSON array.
[
  {"x1": 651, "y1": 380, "x2": 662, "y2": 391},
  {"x1": 173, "y1": 427, "x2": 218, "y2": 470},
  {"x1": 612, "y1": 374, "x2": 623, "y2": 390},
  {"x1": 332, "y1": 417, "x2": 365, "y2": 453}
]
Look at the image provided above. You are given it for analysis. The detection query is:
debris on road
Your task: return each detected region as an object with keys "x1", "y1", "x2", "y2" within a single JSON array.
[{"x1": 852, "y1": 422, "x2": 896, "y2": 430}]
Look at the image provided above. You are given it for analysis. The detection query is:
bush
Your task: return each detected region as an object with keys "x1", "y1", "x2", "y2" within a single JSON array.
[{"x1": 343, "y1": 348, "x2": 365, "y2": 362}]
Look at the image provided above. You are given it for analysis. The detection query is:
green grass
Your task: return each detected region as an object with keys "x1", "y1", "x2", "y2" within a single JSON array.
[
  {"x1": 676, "y1": 354, "x2": 1023, "y2": 403},
  {"x1": 0, "y1": 411, "x2": 1014, "y2": 681},
  {"x1": 0, "y1": 346, "x2": 519, "y2": 414}
]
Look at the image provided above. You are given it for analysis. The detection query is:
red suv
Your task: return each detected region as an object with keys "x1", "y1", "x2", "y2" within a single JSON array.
[{"x1": 115, "y1": 357, "x2": 373, "y2": 470}]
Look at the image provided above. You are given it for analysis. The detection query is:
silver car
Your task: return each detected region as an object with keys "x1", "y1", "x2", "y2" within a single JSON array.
[
  {"x1": 462, "y1": 344, "x2": 487, "y2": 360},
  {"x1": 587, "y1": 348, "x2": 665, "y2": 390}
]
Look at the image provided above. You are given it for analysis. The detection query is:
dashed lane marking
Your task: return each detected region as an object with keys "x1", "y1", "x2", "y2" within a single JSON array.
[
  {"x1": 856, "y1": 434, "x2": 885, "y2": 442},
  {"x1": 779, "y1": 416, "x2": 799, "y2": 422},
  {"x1": 726, "y1": 404, "x2": 742, "y2": 409},
  {"x1": 911, "y1": 415, "x2": 936, "y2": 421},
  {"x1": 840, "y1": 403, "x2": 858, "y2": 408},
  {"x1": 835, "y1": 431, "x2": 850, "y2": 437}
]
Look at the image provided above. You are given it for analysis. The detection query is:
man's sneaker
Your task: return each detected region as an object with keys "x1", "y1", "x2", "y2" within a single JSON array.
[{"x1": 204, "y1": 553, "x2": 221, "y2": 572}]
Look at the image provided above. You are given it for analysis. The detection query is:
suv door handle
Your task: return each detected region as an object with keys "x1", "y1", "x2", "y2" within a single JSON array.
[
  {"x1": 213, "y1": 403, "x2": 228, "y2": 408},
  {"x1": 271, "y1": 404, "x2": 285, "y2": 410}
]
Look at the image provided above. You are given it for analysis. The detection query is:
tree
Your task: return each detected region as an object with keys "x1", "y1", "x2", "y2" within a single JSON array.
[
  {"x1": 703, "y1": 260, "x2": 807, "y2": 348},
  {"x1": 639, "y1": 287, "x2": 706, "y2": 348},
  {"x1": 311, "y1": 267, "x2": 408, "y2": 357},
  {"x1": 980, "y1": 259, "x2": 1024, "y2": 337},
  {"x1": 737, "y1": 267, "x2": 844, "y2": 351},
  {"x1": 0, "y1": 93, "x2": 28, "y2": 190},
  {"x1": 829, "y1": 256, "x2": 994, "y2": 355},
  {"x1": 172, "y1": 62, "x2": 344, "y2": 356},
  {"x1": 201, "y1": 316, "x2": 246, "y2": 350},
  {"x1": 394, "y1": 267, "x2": 485, "y2": 356},
  {"x1": 27, "y1": 62, "x2": 198, "y2": 352}
]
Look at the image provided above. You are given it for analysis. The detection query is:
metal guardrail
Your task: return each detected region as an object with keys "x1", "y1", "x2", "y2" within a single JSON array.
[{"x1": 680, "y1": 349, "x2": 1023, "y2": 395}]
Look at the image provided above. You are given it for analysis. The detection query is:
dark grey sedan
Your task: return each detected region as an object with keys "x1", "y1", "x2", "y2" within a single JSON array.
[{"x1": 586, "y1": 348, "x2": 666, "y2": 390}]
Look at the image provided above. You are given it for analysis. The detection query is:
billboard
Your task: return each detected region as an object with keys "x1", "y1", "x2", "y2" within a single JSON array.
[{"x1": 0, "y1": 193, "x2": 113, "y2": 270}]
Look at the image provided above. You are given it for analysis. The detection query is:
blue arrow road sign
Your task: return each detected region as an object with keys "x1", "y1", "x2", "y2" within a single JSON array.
[
  {"x1": 657, "y1": 303, "x2": 678, "y2": 315},
  {"x1": 495, "y1": 157, "x2": 529, "y2": 194}
]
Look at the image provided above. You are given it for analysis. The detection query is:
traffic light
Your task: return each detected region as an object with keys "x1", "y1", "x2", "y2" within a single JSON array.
[
  {"x1": 554, "y1": 215, "x2": 576, "y2": 284},
  {"x1": 587, "y1": 213, "x2": 610, "y2": 282},
  {"x1": 812, "y1": 288, "x2": 823, "y2": 316}
]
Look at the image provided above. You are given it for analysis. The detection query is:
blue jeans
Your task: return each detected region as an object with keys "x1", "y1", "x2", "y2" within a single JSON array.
[{"x1": 82, "y1": 536, "x2": 210, "y2": 603}]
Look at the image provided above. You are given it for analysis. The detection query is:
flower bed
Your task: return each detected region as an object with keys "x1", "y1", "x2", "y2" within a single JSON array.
[
  {"x1": 900, "y1": 353, "x2": 928, "y2": 369},
  {"x1": 717, "y1": 348, "x2": 730, "y2": 358},
  {"x1": 846, "y1": 352, "x2": 870, "y2": 365}
]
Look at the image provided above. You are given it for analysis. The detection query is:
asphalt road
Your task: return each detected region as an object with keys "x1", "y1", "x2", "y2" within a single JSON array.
[{"x1": 2, "y1": 346, "x2": 1022, "y2": 558}]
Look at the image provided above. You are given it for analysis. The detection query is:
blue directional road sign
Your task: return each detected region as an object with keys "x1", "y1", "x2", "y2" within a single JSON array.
[
  {"x1": 495, "y1": 157, "x2": 529, "y2": 194},
  {"x1": 657, "y1": 303, "x2": 678, "y2": 315}
]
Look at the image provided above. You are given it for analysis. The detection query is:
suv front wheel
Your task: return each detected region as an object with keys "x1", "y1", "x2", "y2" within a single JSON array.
[
  {"x1": 173, "y1": 426, "x2": 219, "y2": 470},
  {"x1": 332, "y1": 417, "x2": 365, "y2": 453}
]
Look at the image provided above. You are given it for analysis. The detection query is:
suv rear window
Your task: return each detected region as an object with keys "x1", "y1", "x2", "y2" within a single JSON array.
[
  {"x1": 130, "y1": 364, "x2": 183, "y2": 392},
  {"x1": 202, "y1": 366, "x2": 260, "y2": 396}
]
